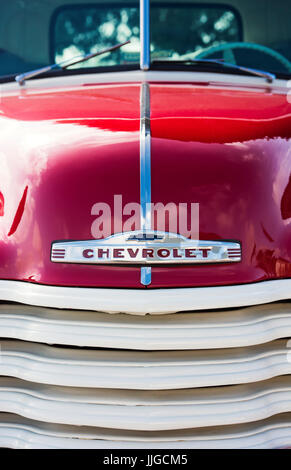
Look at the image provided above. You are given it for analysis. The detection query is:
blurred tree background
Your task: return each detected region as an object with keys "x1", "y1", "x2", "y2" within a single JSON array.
[{"x1": 53, "y1": 3, "x2": 241, "y2": 66}]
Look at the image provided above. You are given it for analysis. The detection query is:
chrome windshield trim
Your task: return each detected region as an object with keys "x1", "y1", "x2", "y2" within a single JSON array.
[
  {"x1": 140, "y1": 82, "x2": 152, "y2": 285},
  {"x1": 140, "y1": 0, "x2": 150, "y2": 71}
]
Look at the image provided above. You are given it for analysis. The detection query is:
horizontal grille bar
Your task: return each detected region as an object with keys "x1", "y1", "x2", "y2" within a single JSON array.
[
  {"x1": 0, "y1": 376, "x2": 291, "y2": 430},
  {"x1": 0, "y1": 279, "x2": 291, "y2": 314},
  {"x1": 0, "y1": 413, "x2": 291, "y2": 449},
  {"x1": 0, "y1": 302, "x2": 291, "y2": 350},
  {"x1": 0, "y1": 339, "x2": 291, "y2": 389}
]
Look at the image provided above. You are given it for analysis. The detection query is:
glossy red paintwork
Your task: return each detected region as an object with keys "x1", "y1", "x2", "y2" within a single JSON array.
[{"x1": 1, "y1": 79, "x2": 291, "y2": 288}]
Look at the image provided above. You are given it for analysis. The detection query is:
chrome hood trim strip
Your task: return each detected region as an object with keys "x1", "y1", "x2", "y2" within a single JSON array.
[{"x1": 140, "y1": 82, "x2": 152, "y2": 285}]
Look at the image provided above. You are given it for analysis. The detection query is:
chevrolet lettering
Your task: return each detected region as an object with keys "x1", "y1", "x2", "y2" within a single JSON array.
[{"x1": 51, "y1": 232, "x2": 242, "y2": 264}]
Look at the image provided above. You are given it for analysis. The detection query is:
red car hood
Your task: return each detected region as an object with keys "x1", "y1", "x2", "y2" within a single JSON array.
[{"x1": 1, "y1": 79, "x2": 291, "y2": 288}]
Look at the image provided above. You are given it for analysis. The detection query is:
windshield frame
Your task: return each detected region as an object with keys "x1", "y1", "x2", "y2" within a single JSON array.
[{"x1": 49, "y1": 0, "x2": 243, "y2": 70}]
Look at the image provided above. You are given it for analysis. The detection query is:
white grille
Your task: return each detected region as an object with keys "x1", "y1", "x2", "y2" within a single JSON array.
[{"x1": 0, "y1": 301, "x2": 291, "y2": 448}]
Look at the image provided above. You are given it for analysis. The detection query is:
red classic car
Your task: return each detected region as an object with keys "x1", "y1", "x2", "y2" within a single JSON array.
[{"x1": 0, "y1": 0, "x2": 291, "y2": 449}]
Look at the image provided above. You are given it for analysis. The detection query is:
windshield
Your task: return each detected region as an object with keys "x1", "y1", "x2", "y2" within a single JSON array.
[{"x1": 1, "y1": 0, "x2": 291, "y2": 79}]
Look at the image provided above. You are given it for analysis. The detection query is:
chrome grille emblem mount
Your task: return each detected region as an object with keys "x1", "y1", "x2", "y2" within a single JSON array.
[{"x1": 127, "y1": 233, "x2": 164, "y2": 241}]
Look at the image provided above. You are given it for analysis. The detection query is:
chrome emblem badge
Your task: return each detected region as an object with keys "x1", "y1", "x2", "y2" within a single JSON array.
[{"x1": 51, "y1": 231, "x2": 241, "y2": 264}]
